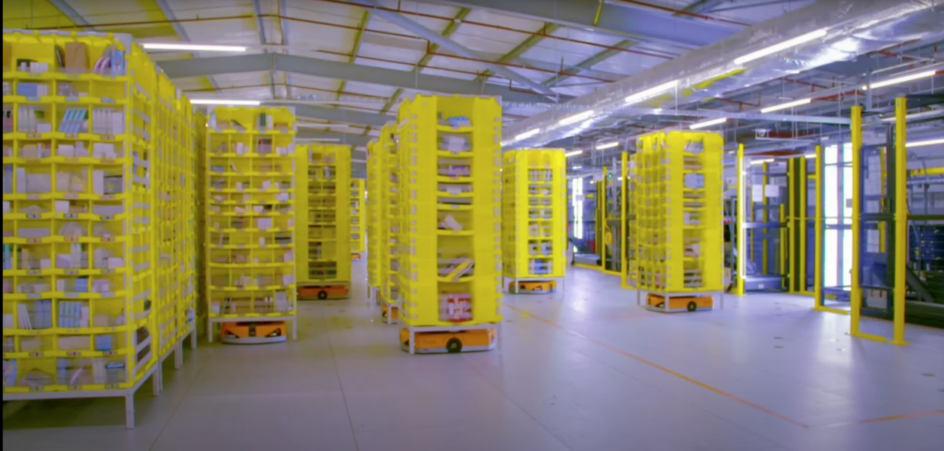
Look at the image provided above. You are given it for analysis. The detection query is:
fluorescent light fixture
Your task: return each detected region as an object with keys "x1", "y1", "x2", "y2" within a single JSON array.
[
  {"x1": 142, "y1": 43, "x2": 247, "y2": 52},
  {"x1": 559, "y1": 110, "x2": 595, "y2": 126},
  {"x1": 804, "y1": 154, "x2": 816, "y2": 159},
  {"x1": 515, "y1": 129, "x2": 540, "y2": 141},
  {"x1": 880, "y1": 110, "x2": 944, "y2": 122},
  {"x1": 908, "y1": 138, "x2": 944, "y2": 147},
  {"x1": 750, "y1": 158, "x2": 774, "y2": 165},
  {"x1": 565, "y1": 150, "x2": 583, "y2": 157},
  {"x1": 572, "y1": 166, "x2": 583, "y2": 170},
  {"x1": 734, "y1": 28, "x2": 827, "y2": 65},
  {"x1": 191, "y1": 99, "x2": 261, "y2": 106},
  {"x1": 760, "y1": 98, "x2": 811, "y2": 113},
  {"x1": 690, "y1": 118, "x2": 727, "y2": 129},
  {"x1": 624, "y1": 80, "x2": 678, "y2": 106},
  {"x1": 863, "y1": 70, "x2": 937, "y2": 90},
  {"x1": 596, "y1": 141, "x2": 619, "y2": 150}
]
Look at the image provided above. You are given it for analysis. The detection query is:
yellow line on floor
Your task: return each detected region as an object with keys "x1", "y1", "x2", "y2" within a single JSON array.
[
  {"x1": 858, "y1": 409, "x2": 944, "y2": 424},
  {"x1": 502, "y1": 303, "x2": 810, "y2": 429}
]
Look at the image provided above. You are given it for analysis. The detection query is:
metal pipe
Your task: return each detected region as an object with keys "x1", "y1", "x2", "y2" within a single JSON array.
[{"x1": 892, "y1": 97, "x2": 908, "y2": 345}]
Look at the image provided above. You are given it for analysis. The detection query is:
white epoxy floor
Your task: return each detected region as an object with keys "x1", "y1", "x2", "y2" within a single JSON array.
[{"x1": 3, "y1": 263, "x2": 943, "y2": 451}]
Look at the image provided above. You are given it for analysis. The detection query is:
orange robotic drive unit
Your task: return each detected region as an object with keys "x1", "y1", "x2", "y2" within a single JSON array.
[
  {"x1": 646, "y1": 294, "x2": 714, "y2": 313},
  {"x1": 381, "y1": 304, "x2": 399, "y2": 321},
  {"x1": 220, "y1": 322, "x2": 287, "y2": 344},
  {"x1": 400, "y1": 328, "x2": 497, "y2": 354},
  {"x1": 507, "y1": 280, "x2": 557, "y2": 293},
  {"x1": 298, "y1": 284, "x2": 349, "y2": 300}
]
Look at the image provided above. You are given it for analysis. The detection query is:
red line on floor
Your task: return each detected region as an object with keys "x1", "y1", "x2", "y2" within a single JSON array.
[{"x1": 502, "y1": 303, "x2": 810, "y2": 429}]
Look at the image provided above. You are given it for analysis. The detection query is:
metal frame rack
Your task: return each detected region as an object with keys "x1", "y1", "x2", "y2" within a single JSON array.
[
  {"x1": 296, "y1": 144, "x2": 351, "y2": 300},
  {"x1": 349, "y1": 178, "x2": 365, "y2": 259},
  {"x1": 735, "y1": 152, "x2": 789, "y2": 293},
  {"x1": 631, "y1": 131, "x2": 725, "y2": 313},
  {"x1": 502, "y1": 149, "x2": 567, "y2": 293},
  {"x1": 2, "y1": 30, "x2": 195, "y2": 428},
  {"x1": 204, "y1": 105, "x2": 298, "y2": 342},
  {"x1": 395, "y1": 94, "x2": 503, "y2": 354}
]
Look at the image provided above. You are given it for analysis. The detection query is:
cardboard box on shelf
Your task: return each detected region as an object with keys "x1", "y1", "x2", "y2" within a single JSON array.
[{"x1": 64, "y1": 42, "x2": 88, "y2": 72}]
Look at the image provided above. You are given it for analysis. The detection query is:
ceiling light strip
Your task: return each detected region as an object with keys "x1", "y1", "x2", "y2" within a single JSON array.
[
  {"x1": 862, "y1": 70, "x2": 938, "y2": 90},
  {"x1": 733, "y1": 28, "x2": 828, "y2": 65},
  {"x1": 624, "y1": 80, "x2": 679, "y2": 106},
  {"x1": 690, "y1": 118, "x2": 727, "y2": 129},
  {"x1": 760, "y1": 98, "x2": 812, "y2": 113}
]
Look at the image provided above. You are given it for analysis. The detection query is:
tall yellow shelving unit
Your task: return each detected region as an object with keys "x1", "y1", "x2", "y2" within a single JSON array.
[
  {"x1": 204, "y1": 106, "x2": 298, "y2": 341},
  {"x1": 153, "y1": 72, "x2": 197, "y2": 371},
  {"x1": 366, "y1": 140, "x2": 382, "y2": 301},
  {"x1": 1, "y1": 30, "x2": 196, "y2": 428},
  {"x1": 193, "y1": 111, "x2": 207, "y2": 331},
  {"x1": 380, "y1": 124, "x2": 400, "y2": 323},
  {"x1": 502, "y1": 149, "x2": 567, "y2": 293},
  {"x1": 296, "y1": 144, "x2": 351, "y2": 300},
  {"x1": 350, "y1": 178, "x2": 365, "y2": 258},
  {"x1": 632, "y1": 131, "x2": 725, "y2": 312},
  {"x1": 396, "y1": 95, "x2": 503, "y2": 354}
]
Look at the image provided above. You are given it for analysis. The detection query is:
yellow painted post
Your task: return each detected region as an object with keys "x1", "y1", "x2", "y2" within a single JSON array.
[
  {"x1": 762, "y1": 162, "x2": 769, "y2": 276},
  {"x1": 621, "y1": 152, "x2": 628, "y2": 286},
  {"x1": 601, "y1": 166, "x2": 608, "y2": 272},
  {"x1": 849, "y1": 105, "x2": 885, "y2": 339},
  {"x1": 736, "y1": 144, "x2": 746, "y2": 296},
  {"x1": 799, "y1": 158, "x2": 807, "y2": 293},
  {"x1": 892, "y1": 97, "x2": 909, "y2": 345}
]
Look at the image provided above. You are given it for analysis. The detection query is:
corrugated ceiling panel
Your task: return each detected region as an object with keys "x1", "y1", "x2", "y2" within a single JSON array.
[
  {"x1": 374, "y1": 0, "x2": 460, "y2": 18},
  {"x1": 588, "y1": 51, "x2": 671, "y2": 78},
  {"x1": 285, "y1": 5, "x2": 361, "y2": 54},
  {"x1": 368, "y1": 12, "x2": 448, "y2": 37},
  {"x1": 65, "y1": 0, "x2": 178, "y2": 38},
  {"x1": 3, "y1": 0, "x2": 74, "y2": 29},
  {"x1": 340, "y1": 81, "x2": 398, "y2": 99},
  {"x1": 283, "y1": 73, "x2": 340, "y2": 91},
  {"x1": 422, "y1": 54, "x2": 488, "y2": 78},
  {"x1": 357, "y1": 41, "x2": 426, "y2": 69}
]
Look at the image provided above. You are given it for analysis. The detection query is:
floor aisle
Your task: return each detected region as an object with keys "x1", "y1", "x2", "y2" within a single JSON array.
[{"x1": 3, "y1": 262, "x2": 943, "y2": 451}]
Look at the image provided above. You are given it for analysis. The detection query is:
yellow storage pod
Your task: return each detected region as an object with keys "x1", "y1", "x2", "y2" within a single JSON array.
[
  {"x1": 366, "y1": 139, "x2": 382, "y2": 294},
  {"x1": 349, "y1": 178, "x2": 365, "y2": 256},
  {"x1": 502, "y1": 149, "x2": 567, "y2": 292},
  {"x1": 395, "y1": 95, "x2": 503, "y2": 351},
  {"x1": 296, "y1": 144, "x2": 351, "y2": 299},
  {"x1": 632, "y1": 131, "x2": 724, "y2": 312},
  {"x1": 378, "y1": 124, "x2": 400, "y2": 322},
  {"x1": 2, "y1": 30, "x2": 197, "y2": 427},
  {"x1": 203, "y1": 105, "x2": 298, "y2": 338}
]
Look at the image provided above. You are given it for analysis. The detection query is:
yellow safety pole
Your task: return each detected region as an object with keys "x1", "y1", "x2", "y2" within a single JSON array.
[
  {"x1": 762, "y1": 162, "x2": 769, "y2": 276},
  {"x1": 892, "y1": 97, "x2": 908, "y2": 345},
  {"x1": 601, "y1": 166, "x2": 608, "y2": 272},
  {"x1": 621, "y1": 152, "x2": 629, "y2": 288},
  {"x1": 736, "y1": 144, "x2": 746, "y2": 296},
  {"x1": 799, "y1": 158, "x2": 807, "y2": 293},
  {"x1": 850, "y1": 105, "x2": 885, "y2": 340}
]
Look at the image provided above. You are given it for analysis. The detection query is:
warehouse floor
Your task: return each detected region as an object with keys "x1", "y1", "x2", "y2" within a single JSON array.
[{"x1": 3, "y1": 264, "x2": 943, "y2": 451}]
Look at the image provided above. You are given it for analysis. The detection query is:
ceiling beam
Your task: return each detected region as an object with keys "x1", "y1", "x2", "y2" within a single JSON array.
[
  {"x1": 152, "y1": 0, "x2": 222, "y2": 93},
  {"x1": 251, "y1": 0, "x2": 277, "y2": 99},
  {"x1": 542, "y1": 40, "x2": 637, "y2": 88},
  {"x1": 294, "y1": 105, "x2": 392, "y2": 127},
  {"x1": 156, "y1": 54, "x2": 563, "y2": 103},
  {"x1": 416, "y1": 0, "x2": 737, "y2": 48},
  {"x1": 349, "y1": 0, "x2": 558, "y2": 97},
  {"x1": 475, "y1": 23, "x2": 562, "y2": 83},
  {"x1": 337, "y1": 11, "x2": 372, "y2": 100},
  {"x1": 47, "y1": 0, "x2": 90, "y2": 26},
  {"x1": 297, "y1": 131, "x2": 372, "y2": 149},
  {"x1": 373, "y1": 8, "x2": 471, "y2": 134}
]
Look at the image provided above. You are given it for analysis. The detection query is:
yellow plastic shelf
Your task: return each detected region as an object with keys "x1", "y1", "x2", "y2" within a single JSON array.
[
  {"x1": 395, "y1": 95, "x2": 503, "y2": 328},
  {"x1": 350, "y1": 178, "x2": 365, "y2": 255},
  {"x1": 502, "y1": 149, "x2": 567, "y2": 280},
  {"x1": 204, "y1": 105, "x2": 298, "y2": 326},
  {"x1": 295, "y1": 144, "x2": 351, "y2": 288}
]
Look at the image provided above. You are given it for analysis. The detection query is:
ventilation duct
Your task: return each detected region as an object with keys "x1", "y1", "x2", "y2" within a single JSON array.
[{"x1": 503, "y1": 0, "x2": 944, "y2": 148}]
